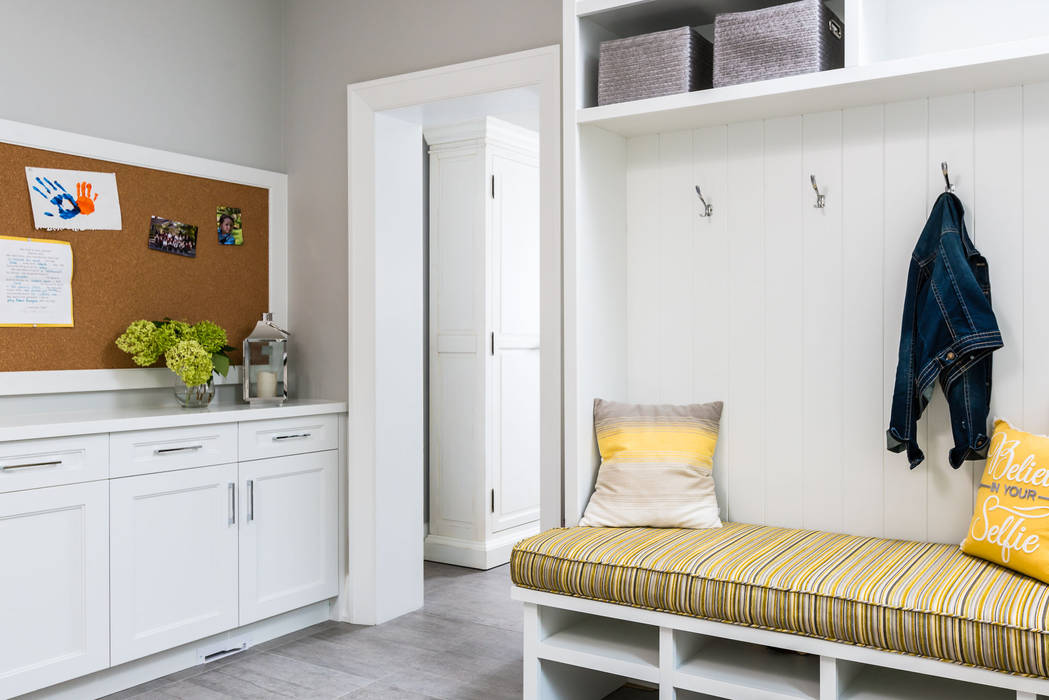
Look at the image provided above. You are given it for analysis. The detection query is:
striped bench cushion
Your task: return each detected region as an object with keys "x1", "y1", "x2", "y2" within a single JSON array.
[{"x1": 510, "y1": 522, "x2": 1049, "y2": 677}]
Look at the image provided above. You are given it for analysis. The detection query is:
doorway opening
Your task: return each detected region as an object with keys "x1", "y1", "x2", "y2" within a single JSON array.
[{"x1": 346, "y1": 47, "x2": 560, "y2": 625}]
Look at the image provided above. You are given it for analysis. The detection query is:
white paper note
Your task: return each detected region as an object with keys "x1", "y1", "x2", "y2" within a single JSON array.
[
  {"x1": 0, "y1": 236, "x2": 74, "y2": 327},
  {"x1": 25, "y1": 167, "x2": 122, "y2": 231}
]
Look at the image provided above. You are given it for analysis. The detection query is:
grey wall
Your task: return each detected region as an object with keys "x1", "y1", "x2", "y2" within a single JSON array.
[
  {"x1": 0, "y1": 0, "x2": 286, "y2": 171},
  {"x1": 285, "y1": 0, "x2": 562, "y2": 401}
]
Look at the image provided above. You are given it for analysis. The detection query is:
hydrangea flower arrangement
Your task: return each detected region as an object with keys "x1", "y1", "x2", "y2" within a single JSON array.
[{"x1": 116, "y1": 319, "x2": 234, "y2": 386}]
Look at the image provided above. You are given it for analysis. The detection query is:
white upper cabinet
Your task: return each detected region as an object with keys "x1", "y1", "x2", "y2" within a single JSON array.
[
  {"x1": 238, "y1": 450, "x2": 339, "y2": 624},
  {"x1": 110, "y1": 463, "x2": 240, "y2": 665},
  {"x1": 0, "y1": 481, "x2": 109, "y2": 699}
]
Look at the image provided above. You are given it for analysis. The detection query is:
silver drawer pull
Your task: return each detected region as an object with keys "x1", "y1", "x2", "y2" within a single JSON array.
[
  {"x1": 154, "y1": 445, "x2": 204, "y2": 455},
  {"x1": 1, "y1": 460, "x2": 62, "y2": 471},
  {"x1": 272, "y1": 433, "x2": 311, "y2": 441}
]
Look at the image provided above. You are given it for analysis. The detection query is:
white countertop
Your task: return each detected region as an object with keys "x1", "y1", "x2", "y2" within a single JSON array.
[{"x1": 0, "y1": 399, "x2": 347, "y2": 442}]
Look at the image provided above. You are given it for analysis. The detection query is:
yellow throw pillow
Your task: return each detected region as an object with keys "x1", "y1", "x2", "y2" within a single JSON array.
[
  {"x1": 961, "y1": 419, "x2": 1049, "y2": 583},
  {"x1": 579, "y1": 398, "x2": 723, "y2": 528}
]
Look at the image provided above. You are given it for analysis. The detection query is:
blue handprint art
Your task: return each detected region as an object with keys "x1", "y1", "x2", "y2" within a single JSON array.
[{"x1": 32, "y1": 176, "x2": 80, "y2": 219}]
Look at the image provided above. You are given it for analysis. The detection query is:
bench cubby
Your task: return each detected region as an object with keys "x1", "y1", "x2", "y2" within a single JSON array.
[{"x1": 516, "y1": 586, "x2": 1049, "y2": 700}]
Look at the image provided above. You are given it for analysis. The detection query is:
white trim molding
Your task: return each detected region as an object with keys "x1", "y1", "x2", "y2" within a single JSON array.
[
  {"x1": 346, "y1": 45, "x2": 562, "y2": 625},
  {"x1": 0, "y1": 118, "x2": 288, "y2": 396}
]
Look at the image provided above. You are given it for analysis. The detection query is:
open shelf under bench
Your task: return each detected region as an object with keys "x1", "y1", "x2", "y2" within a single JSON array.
[{"x1": 514, "y1": 585, "x2": 1049, "y2": 700}]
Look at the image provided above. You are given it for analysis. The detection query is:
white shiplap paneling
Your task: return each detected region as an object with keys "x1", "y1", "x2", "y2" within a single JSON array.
[
  {"x1": 725, "y1": 120, "x2": 766, "y2": 526},
  {"x1": 692, "y1": 126, "x2": 731, "y2": 520},
  {"x1": 762, "y1": 116, "x2": 805, "y2": 529},
  {"x1": 624, "y1": 85, "x2": 1044, "y2": 543},
  {"x1": 841, "y1": 103, "x2": 886, "y2": 538}
]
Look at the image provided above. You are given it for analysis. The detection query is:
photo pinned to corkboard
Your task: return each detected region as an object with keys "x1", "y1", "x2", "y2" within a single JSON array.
[
  {"x1": 148, "y1": 215, "x2": 198, "y2": 258},
  {"x1": 217, "y1": 206, "x2": 243, "y2": 245}
]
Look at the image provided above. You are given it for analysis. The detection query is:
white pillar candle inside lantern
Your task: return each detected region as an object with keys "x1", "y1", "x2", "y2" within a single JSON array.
[
  {"x1": 242, "y1": 312, "x2": 289, "y2": 405},
  {"x1": 256, "y1": 370, "x2": 277, "y2": 398}
]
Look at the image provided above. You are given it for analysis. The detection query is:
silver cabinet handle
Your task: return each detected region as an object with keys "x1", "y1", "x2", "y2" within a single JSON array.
[
  {"x1": 228, "y1": 483, "x2": 236, "y2": 526},
  {"x1": 154, "y1": 445, "x2": 204, "y2": 455},
  {"x1": 1, "y1": 459, "x2": 62, "y2": 471},
  {"x1": 272, "y1": 433, "x2": 311, "y2": 442},
  {"x1": 247, "y1": 480, "x2": 255, "y2": 522}
]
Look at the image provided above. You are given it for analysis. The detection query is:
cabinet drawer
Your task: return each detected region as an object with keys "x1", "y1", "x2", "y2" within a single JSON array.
[
  {"x1": 238, "y1": 414, "x2": 338, "y2": 461},
  {"x1": 110, "y1": 424, "x2": 237, "y2": 478},
  {"x1": 0, "y1": 434, "x2": 108, "y2": 494}
]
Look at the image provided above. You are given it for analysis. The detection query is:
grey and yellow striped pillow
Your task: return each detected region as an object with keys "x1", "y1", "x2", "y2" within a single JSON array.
[{"x1": 579, "y1": 398, "x2": 723, "y2": 528}]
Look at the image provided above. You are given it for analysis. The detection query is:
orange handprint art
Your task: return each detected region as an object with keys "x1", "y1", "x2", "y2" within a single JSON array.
[{"x1": 75, "y1": 181, "x2": 98, "y2": 215}]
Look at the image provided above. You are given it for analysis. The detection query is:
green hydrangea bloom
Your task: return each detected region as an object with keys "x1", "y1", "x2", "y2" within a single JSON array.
[
  {"x1": 165, "y1": 339, "x2": 214, "y2": 387},
  {"x1": 153, "y1": 323, "x2": 180, "y2": 355},
  {"x1": 189, "y1": 320, "x2": 228, "y2": 354},
  {"x1": 115, "y1": 320, "x2": 161, "y2": 366}
]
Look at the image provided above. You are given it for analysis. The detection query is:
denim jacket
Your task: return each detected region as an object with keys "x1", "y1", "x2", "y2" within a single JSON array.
[{"x1": 887, "y1": 192, "x2": 1002, "y2": 469}]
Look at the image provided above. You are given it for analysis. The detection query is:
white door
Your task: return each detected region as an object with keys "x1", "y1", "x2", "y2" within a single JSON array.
[
  {"x1": 110, "y1": 463, "x2": 238, "y2": 664},
  {"x1": 239, "y1": 450, "x2": 338, "y2": 624},
  {"x1": 0, "y1": 482, "x2": 109, "y2": 698},
  {"x1": 489, "y1": 151, "x2": 541, "y2": 533},
  {"x1": 429, "y1": 145, "x2": 487, "y2": 542}
]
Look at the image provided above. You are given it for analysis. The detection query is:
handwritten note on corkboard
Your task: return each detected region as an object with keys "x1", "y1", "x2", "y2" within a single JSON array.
[{"x1": 0, "y1": 143, "x2": 268, "y2": 371}]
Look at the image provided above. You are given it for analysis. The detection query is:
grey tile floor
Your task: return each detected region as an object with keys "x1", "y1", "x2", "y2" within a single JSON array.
[{"x1": 108, "y1": 562, "x2": 654, "y2": 700}]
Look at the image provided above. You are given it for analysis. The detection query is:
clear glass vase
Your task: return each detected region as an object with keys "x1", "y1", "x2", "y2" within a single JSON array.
[{"x1": 173, "y1": 376, "x2": 215, "y2": 408}]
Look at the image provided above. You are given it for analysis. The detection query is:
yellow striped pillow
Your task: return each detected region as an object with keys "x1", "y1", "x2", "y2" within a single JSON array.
[{"x1": 579, "y1": 399, "x2": 723, "y2": 528}]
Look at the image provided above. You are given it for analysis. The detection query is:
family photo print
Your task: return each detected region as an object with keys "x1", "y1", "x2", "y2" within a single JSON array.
[{"x1": 148, "y1": 216, "x2": 198, "y2": 258}]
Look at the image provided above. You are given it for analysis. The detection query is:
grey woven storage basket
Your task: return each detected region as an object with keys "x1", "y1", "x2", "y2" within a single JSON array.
[
  {"x1": 713, "y1": 0, "x2": 844, "y2": 88},
  {"x1": 598, "y1": 26, "x2": 713, "y2": 106}
]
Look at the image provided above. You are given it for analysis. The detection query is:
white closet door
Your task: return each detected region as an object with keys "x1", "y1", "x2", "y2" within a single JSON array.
[
  {"x1": 239, "y1": 450, "x2": 338, "y2": 624},
  {"x1": 429, "y1": 145, "x2": 487, "y2": 542},
  {"x1": 110, "y1": 463, "x2": 238, "y2": 664},
  {"x1": 0, "y1": 481, "x2": 109, "y2": 699},
  {"x1": 489, "y1": 151, "x2": 541, "y2": 533}
]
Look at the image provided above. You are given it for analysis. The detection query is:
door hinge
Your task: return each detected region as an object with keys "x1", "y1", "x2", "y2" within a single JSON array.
[
  {"x1": 490, "y1": 331, "x2": 495, "y2": 356},
  {"x1": 490, "y1": 173, "x2": 496, "y2": 199},
  {"x1": 491, "y1": 488, "x2": 496, "y2": 513}
]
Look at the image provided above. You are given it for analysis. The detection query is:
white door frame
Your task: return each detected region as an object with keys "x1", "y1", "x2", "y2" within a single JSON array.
[{"x1": 346, "y1": 46, "x2": 562, "y2": 625}]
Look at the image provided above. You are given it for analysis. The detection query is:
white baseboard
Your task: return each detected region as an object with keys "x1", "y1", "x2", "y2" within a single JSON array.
[
  {"x1": 17, "y1": 600, "x2": 333, "y2": 700},
  {"x1": 425, "y1": 524, "x2": 540, "y2": 569}
]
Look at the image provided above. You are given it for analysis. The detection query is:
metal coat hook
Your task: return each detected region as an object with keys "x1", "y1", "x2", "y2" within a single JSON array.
[
  {"x1": 694, "y1": 185, "x2": 713, "y2": 217},
  {"x1": 941, "y1": 161, "x2": 956, "y2": 193},
  {"x1": 810, "y1": 175, "x2": 825, "y2": 209}
]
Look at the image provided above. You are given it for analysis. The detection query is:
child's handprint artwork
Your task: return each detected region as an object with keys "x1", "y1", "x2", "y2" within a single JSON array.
[
  {"x1": 32, "y1": 176, "x2": 80, "y2": 219},
  {"x1": 25, "y1": 167, "x2": 122, "y2": 231},
  {"x1": 76, "y1": 181, "x2": 98, "y2": 215}
]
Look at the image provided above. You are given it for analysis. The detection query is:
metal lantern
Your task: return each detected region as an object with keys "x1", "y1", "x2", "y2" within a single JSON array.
[{"x1": 242, "y1": 312, "x2": 289, "y2": 405}]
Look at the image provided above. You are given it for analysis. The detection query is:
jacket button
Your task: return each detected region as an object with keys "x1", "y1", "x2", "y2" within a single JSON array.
[{"x1": 946, "y1": 352, "x2": 955, "y2": 360}]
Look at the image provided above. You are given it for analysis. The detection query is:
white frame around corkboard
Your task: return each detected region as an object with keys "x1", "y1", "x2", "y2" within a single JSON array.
[{"x1": 0, "y1": 118, "x2": 288, "y2": 396}]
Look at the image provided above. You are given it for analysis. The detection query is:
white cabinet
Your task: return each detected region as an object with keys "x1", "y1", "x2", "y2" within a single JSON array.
[
  {"x1": 110, "y1": 463, "x2": 239, "y2": 664},
  {"x1": 0, "y1": 403, "x2": 344, "y2": 696},
  {"x1": 239, "y1": 450, "x2": 338, "y2": 624},
  {"x1": 0, "y1": 482, "x2": 109, "y2": 699},
  {"x1": 425, "y1": 117, "x2": 541, "y2": 569}
]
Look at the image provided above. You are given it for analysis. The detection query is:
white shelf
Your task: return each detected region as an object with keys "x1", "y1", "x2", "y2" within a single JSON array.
[
  {"x1": 577, "y1": 36, "x2": 1049, "y2": 136},
  {"x1": 576, "y1": 0, "x2": 801, "y2": 35},
  {"x1": 674, "y1": 635, "x2": 820, "y2": 699},
  {"x1": 539, "y1": 616, "x2": 660, "y2": 683},
  {"x1": 840, "y1": 664, "x2": 1015, "y2": 700}
]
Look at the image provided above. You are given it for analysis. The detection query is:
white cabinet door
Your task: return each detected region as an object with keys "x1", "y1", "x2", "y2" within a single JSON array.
[
  {"x1": 489, "y1": 150, "x2": 541, "y2": 533},
  {"x1": 110, "y1": 463, "x2": 239, "y2": 665},
  {"x1": 239, "y1": 450, "x2": 338, "y2": 624},
  {"x1": 428, "y1": 143, "x2": 488, "y2": 542},
  {"x1": 0, "y1": 482, "x2": 109, "y2": 699}
]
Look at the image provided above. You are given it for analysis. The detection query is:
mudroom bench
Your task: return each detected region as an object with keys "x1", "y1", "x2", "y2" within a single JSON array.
[{"x1": 510, "y1": 523, "x2": 1049, "y2": 700}]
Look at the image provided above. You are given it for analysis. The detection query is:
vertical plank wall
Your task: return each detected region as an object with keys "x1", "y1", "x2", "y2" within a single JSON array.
[{"x1": 622, "y1": 83, "x2": 1049, "y2": 544}]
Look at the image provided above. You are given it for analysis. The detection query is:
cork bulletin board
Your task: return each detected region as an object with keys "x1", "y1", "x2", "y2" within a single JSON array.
[{"x1": 0, "y1": 143, "x2": 269, "y2": 372}]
